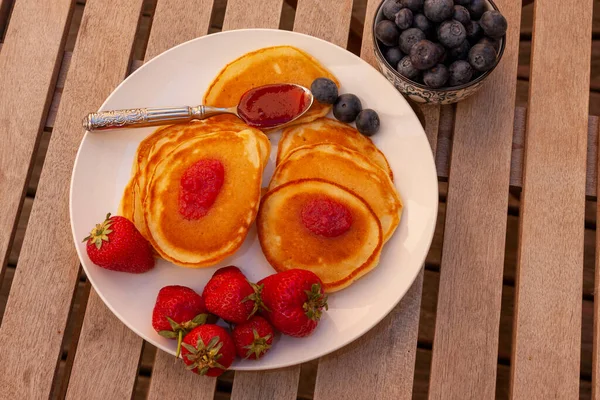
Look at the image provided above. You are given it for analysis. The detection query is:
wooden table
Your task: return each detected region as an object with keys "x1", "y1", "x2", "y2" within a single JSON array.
[{"x1": 0, "y1": 0, "x2": 597, "y2": 399}]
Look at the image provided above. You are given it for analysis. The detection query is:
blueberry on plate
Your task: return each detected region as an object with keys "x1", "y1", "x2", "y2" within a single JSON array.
[
  {"x1": 311, "y1": 78, "x2": 338, "y2": 104},
  {"x1": 466, "y1": 20, "x2": 484, "y2": 44},
  {"x1": 479, "y1": 10, "x2": 508, "y2": 38},
  {"x1": 401, "y1": 0, "x2": 424, "y2": 12},
  {"x1": 376, "y1": 20, "x2": 401, "y2": 47},
  {"x1": 437, "y1": 20, "x2": 467, "y2": 48},
  {"x1": 448, "y1": 60, "x2": 473, "y2": 86},
  {"x1": 468, "y1": 43, "x2": 497, "y2": 71},
  {"x1": 423, "y1": 0, "x2": 453, "y2": 23},
  {"x1": 384, "y1": 47, "x2": 405, "y2": 67},
  {"x1": 453, "y1": 5, "x2": 471, "y2": 27},
  {"x1": 396, "y1": 55, "x2": 420, "y2": 80},
  {"x1": 448, "y1": 40, "x2": 470, "y2": 61},
  {"x1": 399, "y1": 27, "x2": 426, "y2": 54},
  {"x1": 412, "y1": 13, "x2": 433, "y2": 37},
  {"x1": 333, "y1": 94, "x2": 362, "y2": 123},
  {"x1": 410, "y1": 39, "x2": 444, "y2": 70},
  {"x1": 355, "y1": 109, "x2": 380, "y2": 136},
  {"x1": 467, "y1": 0, "x2": 487, "y2": 19},
  {"x1": 423, "y1": 64, "x2": 449, "y2": 88},
  {"x1": 395, "y1": 8, "x2": 414, "y2": 30},
  {"x1": 382, "y1": 0, "x2": 403, "y2": 20}
]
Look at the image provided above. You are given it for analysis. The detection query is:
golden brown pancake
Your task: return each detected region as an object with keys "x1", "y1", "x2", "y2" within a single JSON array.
[
  {"x1": 258, "y1": 179, "x2": 383, "y2": 292},
  {"x1": 118, "y1": 120, "x2": 269, "y2": 241},
  {"x1": 144, "y1": 129, "x2": 265, "y2": 268},
  {"x1": 277, "y1": 117, "x2": 393, "y2": 179},
  {"x1": 269, "y1": 143, "x2": 402, "y2": 242},
  {"x1": 204, "y1": 46, "x2": 339, "y2": 130}
]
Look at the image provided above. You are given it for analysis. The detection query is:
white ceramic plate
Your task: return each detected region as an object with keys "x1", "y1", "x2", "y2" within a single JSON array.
[{"x1": 70, "y1": 29, "x2": 438, "y2": 371}]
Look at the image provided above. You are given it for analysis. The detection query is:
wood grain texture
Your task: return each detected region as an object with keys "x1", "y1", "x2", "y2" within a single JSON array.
[
  {"x1": 293, "y1": 0, "x2": 353, "y2": 48},
  {"x1": 0, "y1": 0, "x2": 72, "y2": 281},
  {"x1": 231, "y1": 367, "x2": 301, "y2": 400},
  {"x1": 595, "y1": 120, "x2": 600, "y2": 400},
  {"x1": 428, "y1": 0, "x2": 521, "y2": 397},
  {"x1": 312, "y1": 3, "x2": 440, "y2": 397},
  {"x1": 0, "y1": 0, "x2": 143, "y2": 398},
  {"x1": 511, "y1": 0, "x2": 593, "y2": 398},
  {"x1": 147, "y1": 349, "x2": 217, "y2": 400},
  {"x1": 145, "y1": 0, "x2": 215, "y2": 62},
  {"x1": 223, "y1": 0, "x2": 284, "y2": 30},
  {"x1": 66, "y1": 290, "x2": 142, "y2": 399}
]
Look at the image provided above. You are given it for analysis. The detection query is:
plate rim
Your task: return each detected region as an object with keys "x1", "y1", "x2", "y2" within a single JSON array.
[{"x1": 69, "y1": 28, "x2": 439, "y2": 370}]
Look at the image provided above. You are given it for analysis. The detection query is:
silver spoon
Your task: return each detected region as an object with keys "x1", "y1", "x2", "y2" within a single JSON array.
[{"x1": 82, "y1": 83, "x2": 314, "y2": 131}]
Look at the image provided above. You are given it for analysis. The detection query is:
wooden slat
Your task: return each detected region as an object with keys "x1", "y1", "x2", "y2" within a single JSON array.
[
  {"x1": 231, "y1": 368, "x2": 301, "y2": 400},
  {"x1": 427, "y1": 0, "x2": 521, "y2": 397},
  {"x1": 594, "y1": 121, "x2": 600, "y2": 399},
  {"x1": 145, "y1": 0, "x2": 214, "y2": 62},
  {"x1": 66, "y1": 291, "x2": 142, "y2": 399},
  {"x1": 293, "y1": 0, "x2": 353, "y2": 48},
  {"x1": 511, "y1": 0, "x2": 593, "y2": 397},
  {"x1": 0, "y1": 0, "x2": 143, "y2": 398},
  {"x1": 311, "y1": 1, "x2": 436, "y2": 398},
  {"x1": 222, "y1": 0, "x2": 284, "y2": 30},
  {"x1": 0, "y1": 0, "x2": 72, "y2": 281},
  {"x1": 147, "y1": 347, "x2": 217, "y2": 400}
]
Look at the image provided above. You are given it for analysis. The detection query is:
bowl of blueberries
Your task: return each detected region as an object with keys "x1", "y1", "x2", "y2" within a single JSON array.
[{"x1": 373, "y1": 0, "x2": 507, "y2": 104}]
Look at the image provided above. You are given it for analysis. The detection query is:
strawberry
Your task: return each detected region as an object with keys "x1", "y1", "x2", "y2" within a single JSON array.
[
  {"x1": 83, "y1": 213, "x2": 154, "y2": 273},
  {"x1": 232, "y1": 316, "x2": 274, "y2": 360},
  {"x1": 181, "y1": 324, "x2": 236, "y2": 377},
  {"x1": 152, "y1": 285, "x2": 208, "y2": 357},
  {"x1": 258, "y1": 269, "x2": 328, "y2": 337},
  {"x1": 202, "y1": 266, "x2": 264, "y2": 324}
]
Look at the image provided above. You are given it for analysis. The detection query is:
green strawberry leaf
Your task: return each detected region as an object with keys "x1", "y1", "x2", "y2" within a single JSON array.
[{"x1": 158, "y1": 330, "x2": 178, "y2": 339}]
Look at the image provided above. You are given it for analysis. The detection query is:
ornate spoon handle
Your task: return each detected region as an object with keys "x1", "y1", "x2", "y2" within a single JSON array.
[{"x1": 82, "y1": 105, "x2": 233, "y2": 131}]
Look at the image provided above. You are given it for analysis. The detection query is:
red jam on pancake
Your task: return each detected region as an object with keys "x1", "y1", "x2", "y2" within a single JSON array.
[
  {"x1": 301, "y1": 196, "x2": 353, "y2": 237},
  {"x1": 179, "y1": 159, "x2": 225, "y2": 220}
]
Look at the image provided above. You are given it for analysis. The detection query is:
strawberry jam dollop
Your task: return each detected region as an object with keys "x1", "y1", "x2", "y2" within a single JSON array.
[
  {"x1": 300, "y1": 196, "x2": 353, "y2": 237},
  {"x1": 179, "y1": 159, "x2": 224, "y2": 220}
]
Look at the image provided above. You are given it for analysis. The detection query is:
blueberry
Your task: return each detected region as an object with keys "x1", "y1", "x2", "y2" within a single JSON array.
[
  {"x1": 453, "y1": 5, "x2": 471, "y2": 27},
  {"x1": 423, "y1": 0, "x2": 453, "y2": 23},
  {"x1": 401, "y1": 0, "x2": 424, "y2": 12},
  {"x1": 395, "y1": 8, "x2": 414, "y2": 30},
  {"x1": 376, "y1": 20, "x2": 400, "y2": 46},
  {"x1": 478, "y1": 37, "x2": 500, "y2": 52},
  {"x1": 467, "y1": 0, "x2": 486, "y2": 19},
  {"x1": 437, "y1": 20, "x2": 467, "y2": 48},
  {"x1": 468, "y1": 43, "x2": 497, "y2": 71},
  {"x1": 448, "y1": 60, "x2": 473, "y2": 85},
  {"x1": 399, "y1": 27, "x2": 426, "y2": 54},
  {"x1": 410, "y1": 39, "x2": 444, "y2": 70},
  {"x1": 333, "y1": 94, "x2": 362, "y2": 123},
  {"x1": 479, "y1": 10, "x2": 507, "y2": 38},
  {"x1": 397, "y1": 55, "x2": 420, "y2": 80},
  {"x1": 383, "y1": 0, "x2": 403, "y2": 20},
  {"x1": 384, "y1": 47, "x2": 405, "y2": 67},
  {"x1": 355, "y1": 109, "x2": 380, "y2": 136},
  {"x1": 311, "y1": 78, "x2": 338, "y2": 104},
  {"x1": 448, "y1": 39, "x2": 470, "y2": 60},
  {"x1": 466, "y1": 20, "x2": 484, "y2": 44},
  {"x1": 423, "y1": 64, "x2": 449, "y2": 88}
]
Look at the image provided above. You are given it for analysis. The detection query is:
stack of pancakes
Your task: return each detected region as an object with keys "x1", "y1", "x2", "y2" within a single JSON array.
[
  {"x1": 119, "y1": 119, "x2": 269, "y2": 268},
  {"x1": 258, "y1": 118, "x2": 403, "y2": 292}
]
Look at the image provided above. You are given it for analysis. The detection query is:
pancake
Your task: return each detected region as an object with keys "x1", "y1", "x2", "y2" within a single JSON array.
[
  {"x1": 258, "y1": 179, "x2": 383, "y2": 292},
  {"x1": 204, "y1": 46, "x2": 339, "y2": 129},
  {"x1": 269, "y1": 144, "x2": 402, "y2": 242},
  {"x1": 277, "y1": 117, "x2": 393, "y2": 179},
  {"x1": 144, "y1": 129, "x2": 265, "y2": 267},
  {"x1": 119, "y1": 120, "x2": 269, "y2": 241}
]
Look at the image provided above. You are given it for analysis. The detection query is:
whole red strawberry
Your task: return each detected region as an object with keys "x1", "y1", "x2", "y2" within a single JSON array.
[
  {"x1": 152, "y1": 285, "x2": 207, "y2": 357},
  {"x1": 83, "y1": 213, "x2": 154, "y2": 273},
  {"x1": 202, "y1": 266, "x2": 263, "y2": 324},
  {"x1": 181, "y1": 324, "x2": 236, "y2": 377},
  {"x1": 232, "y1": 316, "x2": 274, "y2": 360},
  {"x1": 258, "y1": 269, "x2": 328, "y2": 337}
]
